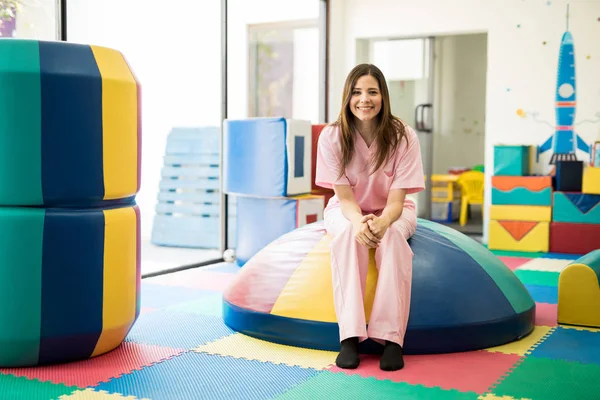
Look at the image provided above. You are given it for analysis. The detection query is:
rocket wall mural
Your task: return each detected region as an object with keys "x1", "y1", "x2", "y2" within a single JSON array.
[{"x1": 536, "y1": 5, "x2": 591, "y2": 164}]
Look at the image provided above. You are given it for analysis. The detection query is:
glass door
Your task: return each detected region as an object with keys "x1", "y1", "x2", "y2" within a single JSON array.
[{"x1": 366, "y1": 37, "x2": 435, "y2": 219}]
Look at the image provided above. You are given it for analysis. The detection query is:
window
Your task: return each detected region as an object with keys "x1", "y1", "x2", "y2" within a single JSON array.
[{"x1": 1, "y1": 0, "x2": 59, "y2": 40}]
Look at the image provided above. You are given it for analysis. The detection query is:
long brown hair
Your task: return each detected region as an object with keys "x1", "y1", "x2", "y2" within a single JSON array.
[{"x1": 333, "y1": 63, "x2": 406, "y2": 178}]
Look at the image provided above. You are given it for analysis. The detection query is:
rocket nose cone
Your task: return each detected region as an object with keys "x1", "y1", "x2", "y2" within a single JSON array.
[{"x1": 562, "y1": 31, "x2": 574, "y2": 44}]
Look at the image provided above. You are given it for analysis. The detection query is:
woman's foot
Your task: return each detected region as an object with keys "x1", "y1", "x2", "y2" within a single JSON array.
[
  {"x1": 336, "y1": 337, "x2": 360, "y2": 369},
  {"x1": 380, "y1": 341, "x2": 404, "y2": 371}
]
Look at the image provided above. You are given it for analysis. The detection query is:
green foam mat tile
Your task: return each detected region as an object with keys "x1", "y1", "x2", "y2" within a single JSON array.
[
  {"x1": 489, "y1": 356, "x2": 600, "y2": 400},
  {"x1": 487, "y1": 249, "x2": 544, "y2": 258},
  {"x1": 275, "y1": 371, "x2": 480, "y2": 400},
  {"x1": 514, "y1": 270, "x2": 559, "y2": 287},
  {"x1": 0, "y1": 373, "x2": 78, "y2": 399}
]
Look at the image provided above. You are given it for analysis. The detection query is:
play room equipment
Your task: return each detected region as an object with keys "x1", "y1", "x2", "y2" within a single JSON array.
[
  {"x1": 151, "y1": 127, "x2": 237, "y2": 249},
  {"x1": 223, "y1": 117, "x2": 325, "y2": 265},
  {"x1": 430, "y1": 174, "x2": 461, "y2": 223},
  {"x1": 558, "y1": 249, "x2": 600, "y2": 328},
  {"x1": 310, "y1": 124, "x2": 335, "y2": 205},
  {"x1": 582, "y1": 165, "x2": 600, "y2": 195},
  {"x1": 456, "y1": 170, "x2": 484, "y2": 226},
  {"x1": 223, "y1": 219, "x2": 536, "y2": 355},
  {"x1": 0, "y1": 39, "x2": 142, "y2": 367},
  {"x1": 489, "y1": 144, "x2": 600, "y2": 254}
]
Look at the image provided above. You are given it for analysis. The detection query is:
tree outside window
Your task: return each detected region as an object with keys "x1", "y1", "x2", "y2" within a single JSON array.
[{"x1": 0, "y1": 0, "x2": 20, "y2": 37}]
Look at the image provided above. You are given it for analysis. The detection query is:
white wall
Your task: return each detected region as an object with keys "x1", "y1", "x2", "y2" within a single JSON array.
[
  {"x1": 329, "y1": 0, "x2": 600, "y2": 243},
  {"x1": 433, "y1": 34, "x2": 487, "y2": 174},
  {"x1": 66, "y1": 0, "x2": 321, "y2": 240}
]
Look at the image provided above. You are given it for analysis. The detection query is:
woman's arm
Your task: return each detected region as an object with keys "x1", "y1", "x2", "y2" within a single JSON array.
[
  {"x1": 334, "y1": 184, "x2": 380, "y2": 248},
  {"x1": 334, "y1": 184, "x2": 364, "y2": 225},
  {"x1": 380, "y1": 188, "x2": 407, "y2": 226}
]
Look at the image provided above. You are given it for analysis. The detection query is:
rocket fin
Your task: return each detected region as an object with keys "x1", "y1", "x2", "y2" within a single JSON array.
[{"x1": 575, "y1": 133, "x2": 591, "y2": 154}]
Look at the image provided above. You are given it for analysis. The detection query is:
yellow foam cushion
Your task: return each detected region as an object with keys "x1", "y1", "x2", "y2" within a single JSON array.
[
  {"x1": 558, "y1": 262, "x2": 600, "y2": 328},
  {"x1": 269, "y1": 235, "x2": 379, "y2": 323},
  {"x1": 490, "y1": 205, "x2": 552, "y2": 222},
  {"x1": 488, "y1": 220, "x2": 549, "y2": 252},
  {"x1": 582, "y1": 167, "x2": 600, "y2": 195}
]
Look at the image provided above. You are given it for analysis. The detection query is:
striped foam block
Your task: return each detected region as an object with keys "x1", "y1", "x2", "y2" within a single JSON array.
[
  {"x1": 0, "y1": 39, "x2": 141, "y2": 206},
  {"x1": 0, "y1": 204, "x2": 141, "y2": 367}
]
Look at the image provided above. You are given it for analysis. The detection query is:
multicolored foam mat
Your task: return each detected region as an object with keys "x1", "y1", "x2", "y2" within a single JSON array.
[{"x1": 1, "y1": 250, "x2": 598, "y2": 400}]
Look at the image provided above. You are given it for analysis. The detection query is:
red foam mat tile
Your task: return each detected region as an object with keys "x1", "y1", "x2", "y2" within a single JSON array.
[
  {"x1": 0, "y1": 342, "x2": 185, "y2": 387},
  {"x1": 535, "y1": 302, "x2": 558, "y2": 327},
  {"x1": 326, "y1": 350, "x2": 521, "y2": 394},
  {"x1": 498, "y1": 256, "x2": 533, "y2": 270}
]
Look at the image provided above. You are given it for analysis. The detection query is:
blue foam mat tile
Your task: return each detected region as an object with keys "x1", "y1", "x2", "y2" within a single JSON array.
[
  {"x1": 94, "y1": 350, "x2": 321, "y2": 400},
  {"x1": 165, "y1": 292, "x2": 223, "y2": 317},
  {"x1": 540, "y1": 252, "x2": 582, "y2": 260},
  {"x1": 140, "y1": 282, "x2": 216, "y2": 309},
  {"x1": 125, "y1": 308, "x2": 234, "y2": 349},
  {"x1": 529, "y1": 326, "x2": 600, "y2": 365},
  {"x1": 524, "y1": 283, "x2": 557, "y2": 304}
]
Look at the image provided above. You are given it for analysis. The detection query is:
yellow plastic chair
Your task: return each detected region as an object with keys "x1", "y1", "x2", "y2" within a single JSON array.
[{"x1": 457, "y1": 171, "x2": 485, "y2": 226}]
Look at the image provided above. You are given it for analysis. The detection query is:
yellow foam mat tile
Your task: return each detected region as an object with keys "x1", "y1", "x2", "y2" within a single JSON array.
[
  {"x1": 59, "y1": 389, "x2": 148, "y2": 399},
  {"x1": 559, "y1": 324, "x2": 600, "y2": 333},
  {"x1": 484, "y1": 326, "x2": 552, "y2": 355},
  {"x1": 478, "y1": 394, "x2": 532, "y2": 400},
  {"x1": 516, "y1": 258, "x2": 571, "y2": 272},
  {"x1": 193, "y1": 333, "x2": 337, "y2": 369}
]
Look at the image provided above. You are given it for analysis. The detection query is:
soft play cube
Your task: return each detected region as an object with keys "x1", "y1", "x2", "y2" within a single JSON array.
[
  {"x1": 583, "y1": 167, "x2": 600, "y2": 195},
  {"x1": 550, "y1": 222, "x2": 600, "y2": 254},
  {"x1": 223, "y1": 117, "x2": 312, "y2": 197},
  {"x1": 558, "y1": 250, "x2": 600, "y2": 328},
  {"x1": 235, "y1": 194, "x2": 324, "y2": 266},
  {"x1": 555, "y1": 160, "x2": 583, "y2": 192},
  {"x1": 552, "y1": 192, "x2": 600, "y2": 224},
  {"x1": 488, "y1": 220, "x2": 549, "y2": 252},
  {"x1": 493, "y1": 145, "x2": 531, "y2": 176},
  {"x1": 489, "y1": 205, "x2": 552, "y2": 222},
  {"x1": 491, "y1": 176, "x2": 552, "y2": 206}
]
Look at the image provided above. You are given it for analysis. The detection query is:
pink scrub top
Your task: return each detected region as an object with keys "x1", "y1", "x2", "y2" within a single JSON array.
[{"x1": 315, "y1": 122, "x2": 425, "y2": 215}]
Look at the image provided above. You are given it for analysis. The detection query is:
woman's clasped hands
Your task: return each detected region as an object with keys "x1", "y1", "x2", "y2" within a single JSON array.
[{"x1": 352, "y1": 214, "x2": 390, "y2": 248}]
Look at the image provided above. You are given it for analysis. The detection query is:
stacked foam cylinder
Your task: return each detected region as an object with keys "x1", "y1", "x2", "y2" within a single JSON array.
[{"x1": 0, "y1": 39, "x2": 142, "y2": 367}]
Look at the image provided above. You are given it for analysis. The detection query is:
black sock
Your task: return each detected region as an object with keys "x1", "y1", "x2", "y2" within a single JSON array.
[
  {"x1": 380, "y1": 341, "x2": 404, "y2": 371},
  {"x1": 335, "y1": 337, "x2": 360, "y2": 369}
]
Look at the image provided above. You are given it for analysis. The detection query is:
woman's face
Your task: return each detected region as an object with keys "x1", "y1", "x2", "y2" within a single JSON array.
[{"x1": 349, "y1": 74, "x2": 382, "y2": 123}]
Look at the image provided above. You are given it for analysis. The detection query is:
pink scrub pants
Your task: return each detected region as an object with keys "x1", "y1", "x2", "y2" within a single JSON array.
[{"x1": 324, "y1": 207, "x2": 416, "y2": 347}]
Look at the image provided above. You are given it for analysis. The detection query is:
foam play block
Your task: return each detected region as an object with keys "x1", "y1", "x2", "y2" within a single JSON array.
[
  {"x1": 0, "y1": 39, "x2": 141, "y2": 207},
  {"x1": 235, "y1": 194, "x2": 324, "y2": 266},
  {"x1": 489, "y1": 205, "x2": 552, "y2": 222},
  {"x1": 582, "y1": 166, "x2": 600, "y2": 195},
  {"x1": 488, "y1": 220, "x2": 549, "y2": 252},
  {"x1": 223, "y1": 117, "x2": 312, "y2": 197},
  {"x1": 493, "y1": 145, "x2": 530, "y2": 176},
  {"x1": 491, "y1": 176, "x2": 552, "y2": 205},
  {"x1": 552, "y1": 192, "x2": 600, "y2": 224},
  {"x1": 550, "y1": 222, "x2": 600, "y2": 255},
  {"x1": 311, "y1": 124, "x2": 327, "y2": 192},
  {"x1": 555, "y1": 160, "x2": 583, "y2": 192},
  {"x1": 558, "y1": 250, "x2": 600, "y2": 328}
]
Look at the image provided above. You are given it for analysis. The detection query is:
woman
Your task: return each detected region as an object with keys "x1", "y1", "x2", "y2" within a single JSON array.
[{"x1": 315, "y1": 63, "x2": 425, "y2": 371}]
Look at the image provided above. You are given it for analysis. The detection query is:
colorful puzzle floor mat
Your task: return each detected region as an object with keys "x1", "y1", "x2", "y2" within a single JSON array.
[{"x1": 2, "y1": 250, "x2": 600, "y2": 400}]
